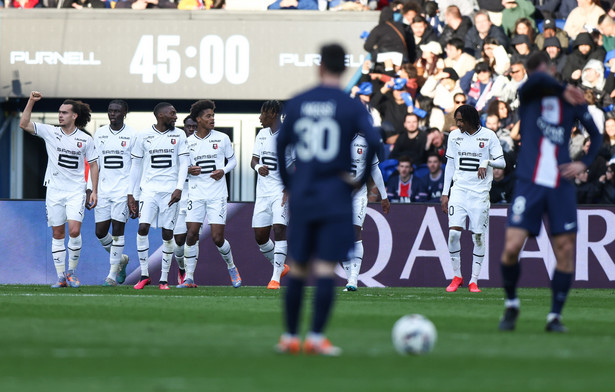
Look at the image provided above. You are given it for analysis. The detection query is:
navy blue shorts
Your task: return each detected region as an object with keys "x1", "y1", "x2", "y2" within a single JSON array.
[
  {"x1": 288, "y1": 214, "x2": 355, "y2": 264},
  {"x1": 507, "y1": 178, "x2": 577, "y2": 236}
]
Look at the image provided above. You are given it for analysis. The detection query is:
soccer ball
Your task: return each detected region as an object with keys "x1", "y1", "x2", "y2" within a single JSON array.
[{"x1": 392, "y1": 314, "x2": 437, "y2": 355}]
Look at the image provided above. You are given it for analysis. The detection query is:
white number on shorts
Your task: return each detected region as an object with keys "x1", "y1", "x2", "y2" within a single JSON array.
[
  {"x1": 58, "y1": 154, "x2": 79, "y2": 169},
  {"x1": 448, "y1": 205, "x2": 454, "y2": 216},
  {"x1": 293, "y1": 117, "x2": 341, "y2": 163},
  {"x1": 187, "y1": 200, "x2": 193, "y2": 210}
]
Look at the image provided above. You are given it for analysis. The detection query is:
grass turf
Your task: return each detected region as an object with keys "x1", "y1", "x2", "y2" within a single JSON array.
[{"x1": 0, "y1": 285, "x2": 613, "y2": 392}]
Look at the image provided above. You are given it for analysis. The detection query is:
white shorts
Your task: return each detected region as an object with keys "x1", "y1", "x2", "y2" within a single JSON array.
[
  {"x1": 448, "y1": 189, "x2": 490, "y2": 234},
  {"x1": 139, "y1": 190, "x2": 180, "y2": 230},
  {"x1": 45, "y1": 188, "x2": 86, "y2": 227},
  {"x1": 95, "y1": 197, "x2": 129, "y2": 223},
  {"x1": 252, "y1": 194, "x2": 289, "y2": 228},
  {"x1": 186, "y1": 197, "x2": 227, "y2": 225},
  {"x1": 352, "y1": 190, "x2": 368, "y2": 227},
  {"x1": 174, "y1": 210, "x2": 188, "y2": 235}
]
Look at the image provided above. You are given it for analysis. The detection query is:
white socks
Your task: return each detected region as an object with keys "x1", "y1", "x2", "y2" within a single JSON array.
[
  {"x1": 259, "y1": 239, "x2": 275, "y2": 265},
  {"x1": 137, "y1": 234, "x2": 149, "y2": 277},
  {"x1": 67, "y1": 235, "x2": 82, "y2": 271},
  {"x1": 160, "y1": 239, "x2": 174, "y2": 282},
  {"x1": 184, "y1": 243, "x2": 198, "y2": 281},
  {"x1": 471, "y1": 233, "x2": 485, "y2": 285},
  {"x1": 174, "y1": 240, "x2": 185, "y2": 270},
  {"x1": 108, "y1": 235, "x2": 124, "y2": 280},
  {"x1": 52, "y1": 238, "x2": 66, "y2": 279},
  {"x1": 217, "y1": 239, "x2": 235, "y2": 269},
  {"x1": 448, "y1": 230, "x2": 462, "y2": 277},
  {"x1": 342, "y1": 241, "x2": 363, "y2": 285},
  {"x1": 271, "y1": 240, "x2": 287, "y2": 281},
  {"x1": 98, "y1": 233, "x2": 112, "y2": 253}
]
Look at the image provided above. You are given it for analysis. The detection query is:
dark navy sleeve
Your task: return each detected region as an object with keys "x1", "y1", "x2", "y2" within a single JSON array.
[
  {"x1": 519, "y1": 72, "x2": 565, "y2": 104},
  {"x1": 576, "y1": 104, "x2": 602, "y2": 167}
]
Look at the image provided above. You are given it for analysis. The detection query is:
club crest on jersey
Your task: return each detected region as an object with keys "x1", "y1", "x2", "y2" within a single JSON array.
[
  {"x1": 77, "y1": 142, "x2": 82, "y2": 148},
  {"x1": 121, "y1": 141, "x2": 127, "y2": 147},
  {"x1": 357, "y1": 148, "x2": 363, "y2": 154},
  {"x1": 171, "y1": 138, "x2": 176, "y2": 145},
  {"x1": 213, "y1": 143, "x2": 218, "y2": 149},
  {"x1": 479, "y1": 142, "x2": 485, "y2": 148}
]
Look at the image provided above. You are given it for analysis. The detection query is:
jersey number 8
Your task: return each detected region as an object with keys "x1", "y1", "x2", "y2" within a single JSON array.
[{"x1": 293, "y1": 117, "x2": 340, "y2": 163}]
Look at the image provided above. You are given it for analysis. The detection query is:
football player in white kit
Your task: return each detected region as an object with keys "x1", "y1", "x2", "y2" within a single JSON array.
[
  {"x1": 172, "y1": 116, "x2": 198, "y2": 285},
  {"x1": 178, "y1": 100, "x2": 241, "y2": 288},
  {"x1": 440, "y1": 105, "x2": 505, "y2": 293},
  {"x1": 128, "y1": 103, "x2": 190, "y2": 290},
  {"x1": 342, "y1": 133, "x2": 390, "y2": 291},
  {"x1": 92, "y1": 100, "x2": 136, "y2": 286},
  {"x1": 19, "y1": 91, "x2": 99, "y2": 288},
  {"x1": 252, "y1": 100, "x2": 292, "y2": 289}
]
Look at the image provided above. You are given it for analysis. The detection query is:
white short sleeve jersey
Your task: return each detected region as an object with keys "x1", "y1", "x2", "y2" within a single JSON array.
[
  {"x1": 187, "y1": 130, "x2": 235, "y2": 200},
  {"x1": 131, "y1": 125, "x2": 189, "y2": 194},
  {"x1": 253, "y1": 127, "x2": 288, "y2": 197},
  {"x1": 351, "y1": 134, "x2": 380, "y2": 195},
  {"x1": 445, "y1": 126, "x2": 504, "y2": 195},
  {"x1": 34, "y1": 123, "x2": 98, "y2": 192},
  {"x1": 94, "y1": 124, "x2": 137, "y2": 200}
]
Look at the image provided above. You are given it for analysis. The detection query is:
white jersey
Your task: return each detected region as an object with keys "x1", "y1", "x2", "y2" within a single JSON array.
[
  {"x1": 350, "y1": 134, "x2": 381, "y2": 197},
  {"x1": 445, "y1": 126, "x2": 504, "y2": 195},
  {"x1": 253, "y1": 127, "x2": 288, "y2": 197},
  {"x1": 94, "y1": 124, "x2": 137, "y2": 200},
  {"x1": 34, "y1": 123, "x2": 98, "y2": 192},
  {"x1": 132, "y1": 125, "x2": 189, "y2": 194},
  {"x1": 187, "y1": 130, "x2": 234, "y2": 200}
]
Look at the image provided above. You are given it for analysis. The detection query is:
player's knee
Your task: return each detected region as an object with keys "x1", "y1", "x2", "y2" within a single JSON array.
[
  {"x1": 472, "y1": 233, "x2": 484, "y2": 248},
  {"x1": 68, "y1": 227, "x2": 81, "y2": 238},
  {"x1": 272, "y1": 225, "x2": 286, "y2": 240},
  {"x1": 174, "y1": 234, "x2": 186, "y2": 247},
  {"x1": 254, "y1": 231, "x2": 269, "y2": 245},
  {"x1": 137, "y1": 224, "x2": 150, "y2": 236},
  {"x1": 186, "y1": 231, "x2": 199, "y2": 246},
  {"x1": 448, "y1": 229, "x2": 461, "y2": 247},
  {"x1": 501, "y1": 243, "x2": 521, "y2": 265},
  {"x1": 95, "y1": 227, "x2": 107, "y2": 239},
  {"x1": 161, "y1": 229, "x2": 174, "y2": 241},
  {"x1": 212, "y1": 235, "x2": 224, "y2": 247}
]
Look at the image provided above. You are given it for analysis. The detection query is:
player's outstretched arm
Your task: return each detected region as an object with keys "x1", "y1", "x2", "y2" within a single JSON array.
[{"x1": 19, "y1": 91, "x2": 42, "y2": 134}]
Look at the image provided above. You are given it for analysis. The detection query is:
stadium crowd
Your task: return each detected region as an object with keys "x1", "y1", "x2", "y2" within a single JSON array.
[{"x1": 346, "y1": 0, "x2": 615, "y2": 206}]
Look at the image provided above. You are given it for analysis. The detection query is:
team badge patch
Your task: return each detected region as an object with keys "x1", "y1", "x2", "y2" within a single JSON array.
[
  {"x1": 479, "y1": 142, "x2": 485, "y2": 148},
  {"x1": 357, "y1": 148, "x2": 363, "y2": 154},
  {"x1": 171, "y1": 138, "x2": 176, "y2": 145},
  {"x1": 77, "y1": 142, "x2": 82, "y2": 148},
  {"x1": 121, "y1": 141, "x2": 127, "y2": 147},
  {"x1": 213, "y1": 143, "x2": 218, "y2": 149}
]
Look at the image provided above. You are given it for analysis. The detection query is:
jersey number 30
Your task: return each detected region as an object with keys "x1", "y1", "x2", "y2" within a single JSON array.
[{"x1": 293, "y1": 118, "x2": 340, "y2": 163}]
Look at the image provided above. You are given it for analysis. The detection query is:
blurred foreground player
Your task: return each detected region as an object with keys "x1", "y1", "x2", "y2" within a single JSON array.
[
  {"x1": 499, "y1": 52, "x2": 601, "y2": 332},
  {"x1": 20, "y1": 91, "x2": 99, "y2": 288},
  {"x1": 276, "y1": 44, "x2": 379, "y2": 355}
]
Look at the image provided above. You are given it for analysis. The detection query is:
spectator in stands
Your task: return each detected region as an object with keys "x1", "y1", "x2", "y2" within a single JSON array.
[
  {"x1": 485, "y1": 112, "x2": 515, "y2": 152},
  {"x1": 604, "y1": 50, "x2": 615, "y2": 102},
  {"x1": 477, "y1": 0, "x2": 504, "y2": 26},
  {"x1": 425, "y1": 128, "x2": 447, "y2": 159},
  {"x1": 544, "y1": 36, "x2": 568, "y2": 78},
  {"x1": 501, "y1": 0, "x2": 536, "y2": 36},
  {"x1": 436, "y1": 0, "x2": 477, "y2": 17},
  {"x1": 439, "y1": 6, "x2": 473, "y2": 48},
  {"x1": 386, "y1": 156, "x2": 420, "y2": 202},
  {"x1": 268, "y1": 0, "x2": 318, "y2": 9},
  {"x1": 416, "y1": 41, "x2": 444, "y2": 80},
  {"x1": 371, "y1": 62, "x2": 420, "y2": 98},
  {"x1": 444, "y1": 38, "x2": 477, "y2": 79},
  {"x1": 465, "y1": 10, "x2": 510, "y2": 59},
  {"x1": 443, "y1": 92, "x2": 468, "y2": 132},
  {"x1": 415, "y1": 153, "x2": 445, "y2": 202},
  {"x1": 423, "y1": 1, "x2": 443, "y2": 36},
  {"x1": 562, "y1": 32, "x2": 599, "y2": 83},
  {"x1": 513, "y1": 18, "x2": 536, "y2": 44},
  {"x1": 535, "y1": 18, "x2": 570, "y2": 51},
  {"x1": 537, "y1": 0, "x2": 577, "y2": 20},
  {"x1": 401, "y1": 1, "x2": 421, "y2": 25},
  {"x1": 600, "y1": 117, "x2": 615, "y2": 159},
  {"x1": 599, "y1": 15, "x2": 615, "y2": 52},
  {"x1": 490, "y1": 166, "x2": 514, "y2": 203},
  {"x1": 575, "y1": 165, "x2": 601, "y2": 204},
  {"x1": 372, "y1": 77, "x2": 412, "y2": 144},
  {"x1": 9, "y1": 0, "x2": 41, "y2": 6},
  {"x1": 597, "y1": 163, "x2": 615, "y2": 203},
  {"x1": 350, "y1": 81, "x2": 383, "y2": 128},
  {"x1": 420, "y1": 67, "x2": 463, "y2": 113},
  {"x1": 115, "y1": 0, "x2": 176, "y2": 7},
  {"x1": 412, "y1": 15, "x2": 438, "y2": 59},
  {"x1": 510, "y1": 34, "x2": 534, "y2": 62},
  {"x1": 584, "y1": 89, "x2": 605, "y2": 134},
  {"x1": 493, "y1": 60, "x2": 526, "y2": 111},
  {"x1": 62, "y1": 0, "x2": 105, "y2": 7},
  {"x1": 461, "y1": 61, "x2": 508, "y2": 113},
  {"x1": 389, "y1": 113, "x2": 428, "y2": 164},
  {"x1": 415, "y1": 95, "x2": 445, "y2": 131},
  {"x1": 364, "y1": 6, "x2": 416, "y2": 67},
  {"x1": 582, "y1": 59, "x2": 611, "y2": 108},
  {"x1": 482, "y1": 37, "x2": 511, "y2": 75},
  {"x1": 564, "y1": 0, "x2": 605, "y2": 40}
]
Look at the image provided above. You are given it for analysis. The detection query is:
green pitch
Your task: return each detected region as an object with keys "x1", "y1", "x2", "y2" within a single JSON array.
[{"x1": 0, "y1": 286, "x2": 613, "y2": 392}]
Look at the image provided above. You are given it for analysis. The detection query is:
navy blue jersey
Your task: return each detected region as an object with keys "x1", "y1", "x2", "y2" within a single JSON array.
[
  {"x1": 277, "y1": 85, "x2": 379, "y2": 219},
  {"x1": 515, "y1": 72, "x2": 601, "y2": 188},
  {"x1": 416, "y1": 172, "x2": 445, "y2": 202}
]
